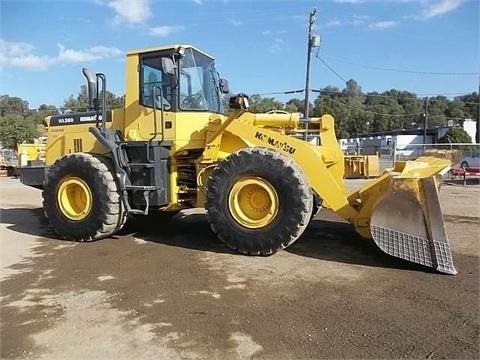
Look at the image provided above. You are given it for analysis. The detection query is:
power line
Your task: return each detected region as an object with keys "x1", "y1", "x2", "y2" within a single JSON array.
[
  {"x1": 316, "y1": 90, "x2": 476, "y2": 97},
  {"x1": 316, "y1": 55, "x2": 348, "y2": 84},
  {"x1": 256, "y1": 89, "x2": 305, "y2": 96},
  {"x1": 322, "y1": 55, "x2": 480, "y2": 76},
  {"x1": 312, "y1": 89, "x2": 480, "y2": 105},
  {"x1": 415, "y1": 92, "x2": 475, "y2": 96},
  {"x1": 250, "y1": 89, "x2": 479, "y2": 105},
  {"x1": 312, "y1": 52, "x2": 478, "y2": 103}
]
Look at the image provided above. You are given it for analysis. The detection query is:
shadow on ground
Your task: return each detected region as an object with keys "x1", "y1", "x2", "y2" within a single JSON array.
[
  {"x1": 122, "y1": 210, "x2": 431, "y2": 273},
  {"x1": 0, "y1": 208, "x2": 53, "y2": 238},
  {"x1": 119, "y1": 211, "x2": 235, "y2": 254},
  {"x1": 1, "y1": 207, "x2": 432, "y2": 273},
  {"x1": 289, "y1": 218, "x2": 432, "y2": 273}
]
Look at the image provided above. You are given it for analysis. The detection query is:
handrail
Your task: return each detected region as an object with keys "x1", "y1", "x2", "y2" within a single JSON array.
[
  {"x1": 150, "y1": 85, "x2": 165, "y2": 143},
  {"x1": 146, "y1": 85, "x2": 166, "y2": 163},
  {"x1": 96, "y1": 73, "x2": 107, "y2": 135}
]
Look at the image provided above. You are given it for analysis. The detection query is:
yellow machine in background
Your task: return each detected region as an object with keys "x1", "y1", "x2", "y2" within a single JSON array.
[
  {"x1": 18, "y1": 137, "x2": 47, "y2": 166},
  {"x1": 20, "y1": 44, "x2": 456, "y2": 274},
  {"x1": 344, "y1": 154, "x2": 380, "y2": 178}
]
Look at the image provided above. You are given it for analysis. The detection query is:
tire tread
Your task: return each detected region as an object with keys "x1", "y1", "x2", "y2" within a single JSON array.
[
  {"x1": 206, "y1": 148, "x2": 312, "y2": 255},
  {"x1": 43, "y1": 153, "x2": 125, "y2": 242}
]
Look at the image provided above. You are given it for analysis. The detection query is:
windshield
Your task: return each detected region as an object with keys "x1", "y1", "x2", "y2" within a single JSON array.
[{"x1": 179, "y1": 48, "x2": 224, "y2": 113}]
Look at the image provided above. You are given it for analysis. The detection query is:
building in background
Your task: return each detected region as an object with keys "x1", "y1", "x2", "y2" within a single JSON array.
[
  {"x1": 462, "y1": 119, "x2": 477, "y2": 144},
  {"x1": 340, "y1": 126, "x2": 448, "y2": 157}
]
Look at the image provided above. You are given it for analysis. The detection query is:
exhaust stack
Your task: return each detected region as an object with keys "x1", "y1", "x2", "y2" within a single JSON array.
[{"x1": 82, "y1": 68, "x2": 97, "y2": 111}]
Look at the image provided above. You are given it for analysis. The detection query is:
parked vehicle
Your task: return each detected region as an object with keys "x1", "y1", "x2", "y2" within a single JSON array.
[{"x1": 460, "y1": 153, "x2": 480, "y2": 169}]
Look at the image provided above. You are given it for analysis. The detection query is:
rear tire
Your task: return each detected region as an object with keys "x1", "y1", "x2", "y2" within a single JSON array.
[
  {"x1": 206, "y1": 148, "x2": 312, "y2": 255},
  {"x1": 43, "y1": 153, "x2": 126, "y2": 241}
]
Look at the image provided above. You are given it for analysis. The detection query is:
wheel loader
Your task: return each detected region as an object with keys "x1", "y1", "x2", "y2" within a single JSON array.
[{"x1": 20, "y1": 44, "x2": 456, "y2": 274}]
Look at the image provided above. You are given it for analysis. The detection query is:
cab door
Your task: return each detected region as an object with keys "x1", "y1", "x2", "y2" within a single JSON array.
[{"x1": 137, "y1": 55, "x2": 175, "y2": 142}]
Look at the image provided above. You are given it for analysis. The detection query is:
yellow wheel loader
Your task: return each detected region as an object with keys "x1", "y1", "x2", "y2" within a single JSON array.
[{"x1": 20, "y1": 45, "x2": 456, "y2": 274}]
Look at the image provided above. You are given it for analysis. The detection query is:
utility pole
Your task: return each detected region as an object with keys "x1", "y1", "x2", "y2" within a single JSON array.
[{"x1": 303, "y1": 8, "x2": 319, "y2": 140}]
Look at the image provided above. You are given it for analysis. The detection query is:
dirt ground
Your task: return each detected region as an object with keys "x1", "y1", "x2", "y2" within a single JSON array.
[{"x1": 1, "y1": 176, "x2": 479, "y2": 359}]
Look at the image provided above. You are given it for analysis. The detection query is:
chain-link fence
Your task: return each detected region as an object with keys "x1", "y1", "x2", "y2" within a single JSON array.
[
  {"x1": 393, "y1": 143, "x2": 479, "y2": 175},
  {"x1": 0, "y1": 148, "x2": 17, "y2": 166},
  {"x1": 343, "y1": 141, "x2": 479, "y2": 173}
]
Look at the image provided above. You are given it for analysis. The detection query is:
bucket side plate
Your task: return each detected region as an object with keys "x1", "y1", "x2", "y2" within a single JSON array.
[{"x1": 370, "y1": 177, "x2": 456, "y2": 275}]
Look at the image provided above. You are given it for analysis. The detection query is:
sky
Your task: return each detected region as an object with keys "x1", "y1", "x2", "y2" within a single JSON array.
[{"x1": 0, "y1": 0, "x2": 479, "y2": 109}]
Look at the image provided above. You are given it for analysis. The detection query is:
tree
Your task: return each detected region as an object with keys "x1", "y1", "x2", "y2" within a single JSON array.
[
  {"x1": 27, "y1": 104, "x2": 59, "y2": 125},
  {"x1": 427, "y1": 96, "x2": 449, "y2": 127},
  {"x1": 439, "y1": 127, "x2": 472, "y2": 144},
  {"x1": 397, "y1": 91, "x2": 424, "y2": 128},
  {"x1": 342, "y1": 80, "x2": 369, "y2": 136},
  {"x1": 446, "y1": 100, "x2": 467, "y2": 120},
  {"x1": 64, "y1": 85, "x2": 90, "y2": 112},
  {"x1": 0, "y1": 95, "x2": 29, "y2": 117},
  {"x1": 0, "y1": 114, "x2": 40, "y2": 149},
  {"x1": 311, "y1": 82, "x2": 372, "y2": 138},
  {"x1": 285, "y1": 98, "x2": 305, "y2": 114},
  {"x1": 343, "y1": 79, "x2": 363, "y2": 99},
  {"x1": 248, "y1": 95, "x2": 284, "y2": 113},
  {"x1": 313, "y1": 87, "x2": 351, "y2": 138},
  {"x1": 64, "y1": 85, "x2": 125, "y2": 112},
  {"x1": 456, "y1": 92, "x2": 478, "y2": 121},
  {"x1": 106, "y1": 92, "x2": 125, "y2": 109}
]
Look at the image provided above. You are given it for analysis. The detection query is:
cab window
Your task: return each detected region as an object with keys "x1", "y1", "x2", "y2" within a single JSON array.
[
  {"x1": 140, "y1": 56, "x2": 172, "y2": 110},
  {"x1": 179, "y1": 48, "x2": 222, "y2": 113}
]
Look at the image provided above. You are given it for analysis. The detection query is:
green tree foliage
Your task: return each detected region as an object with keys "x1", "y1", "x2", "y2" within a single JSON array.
[
  {"x1": 342, "y1": 80, "x2": 369, "y2": 137},
  {"x1": 309, "y1": 84, "x2": 478, "y2": 138},
  {"x1": 456, "y1": 93, "x2": 479, "y2": 121},
  {"x1": 285, "y1": 98, "x2": 305, "y2": 114},
  {"x1": 427, "y1": 96, "x2": 449, "y2": 127},
  {"x1": 438, "y1": 127, "x2": 476, "y2": 155},
  {"x1": 64, "y1": 85, "x2": 125, "y2": 112},
  {"x1": 64, "y1": 85, "x2": 90, "y2": 111},
  {"x1": 27, "y1": 104, "x2": 59, "y2": 125},
  {"x1": 312, "y1": 86, "x2": 351, "y2": 138},
  {"x1": 248, "y1": 95, "x2": 284, "y2": 113},
  {"x1": 446, "y1": 99, "x2": 467, "y2": 119},
  {"x1": 0, "y1": 95, "x2": 29, "y2": 116},
  {"x1": 0, "y1": 114, "x2": 40, "y2": 149},
  {"x1": 0, "y1": 95, "x2": 43, "y2": 148},
  {"x1": 439, "y1": 127, "x2": 472, "y2": 144}
]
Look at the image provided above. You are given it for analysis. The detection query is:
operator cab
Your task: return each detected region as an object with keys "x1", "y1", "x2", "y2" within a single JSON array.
[{"x1": 138, "y1": 45, "x2": 229, "y2": 114}]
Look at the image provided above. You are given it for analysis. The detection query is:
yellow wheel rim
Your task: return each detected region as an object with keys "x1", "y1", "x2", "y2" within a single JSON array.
[
  {"x1": 57, "y1": 177, "x2": 93, "y2": 221},
  {"x1": 228, "y1": 177, "x2": 279, "y2": 229}
]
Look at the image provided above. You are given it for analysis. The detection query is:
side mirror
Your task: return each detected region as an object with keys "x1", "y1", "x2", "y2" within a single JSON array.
[
  {"x1": 219, "y1": 78, "x2": 230, "y2": 94},
  {"x1": 82, "y1": 68, "x2": 97, "y2": 110},
  {"x1": 162, "y1": 57, "x2": 176, "y2": 76}
]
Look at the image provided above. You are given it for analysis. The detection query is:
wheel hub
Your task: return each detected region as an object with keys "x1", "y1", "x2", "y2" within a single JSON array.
[
  {"x1": 228, "y1": 177, "x2": 279, "y2": 229},
  {"x1": 57, "y1": 177, "x2": 93, "y2": 221}
]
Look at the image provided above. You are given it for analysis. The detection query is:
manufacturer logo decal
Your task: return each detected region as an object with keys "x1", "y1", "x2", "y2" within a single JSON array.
[{"x1": 254, "y1": 131, "x2": 296, "y2": 154}]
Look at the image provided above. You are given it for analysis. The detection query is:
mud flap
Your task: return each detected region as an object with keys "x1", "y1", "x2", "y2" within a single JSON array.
[{"x1": 370, "y1": 176, "x2": 457, "y2": 275}]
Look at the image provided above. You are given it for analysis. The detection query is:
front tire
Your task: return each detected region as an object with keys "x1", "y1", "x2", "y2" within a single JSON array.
[
  {"x1": 311, "y1": 193, "x2": 322, "y2": 220},
  {"x1": 206, "y1": 148, "x2": 312, "y2": 255},
  {"x1": 43, "y1": 153, "x2": 125, "y2": 241}
]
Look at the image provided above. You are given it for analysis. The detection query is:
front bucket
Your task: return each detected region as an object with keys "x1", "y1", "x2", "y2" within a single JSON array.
[{"x1": 370, "y1": 176, "x2": 457, "y2": 275}]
